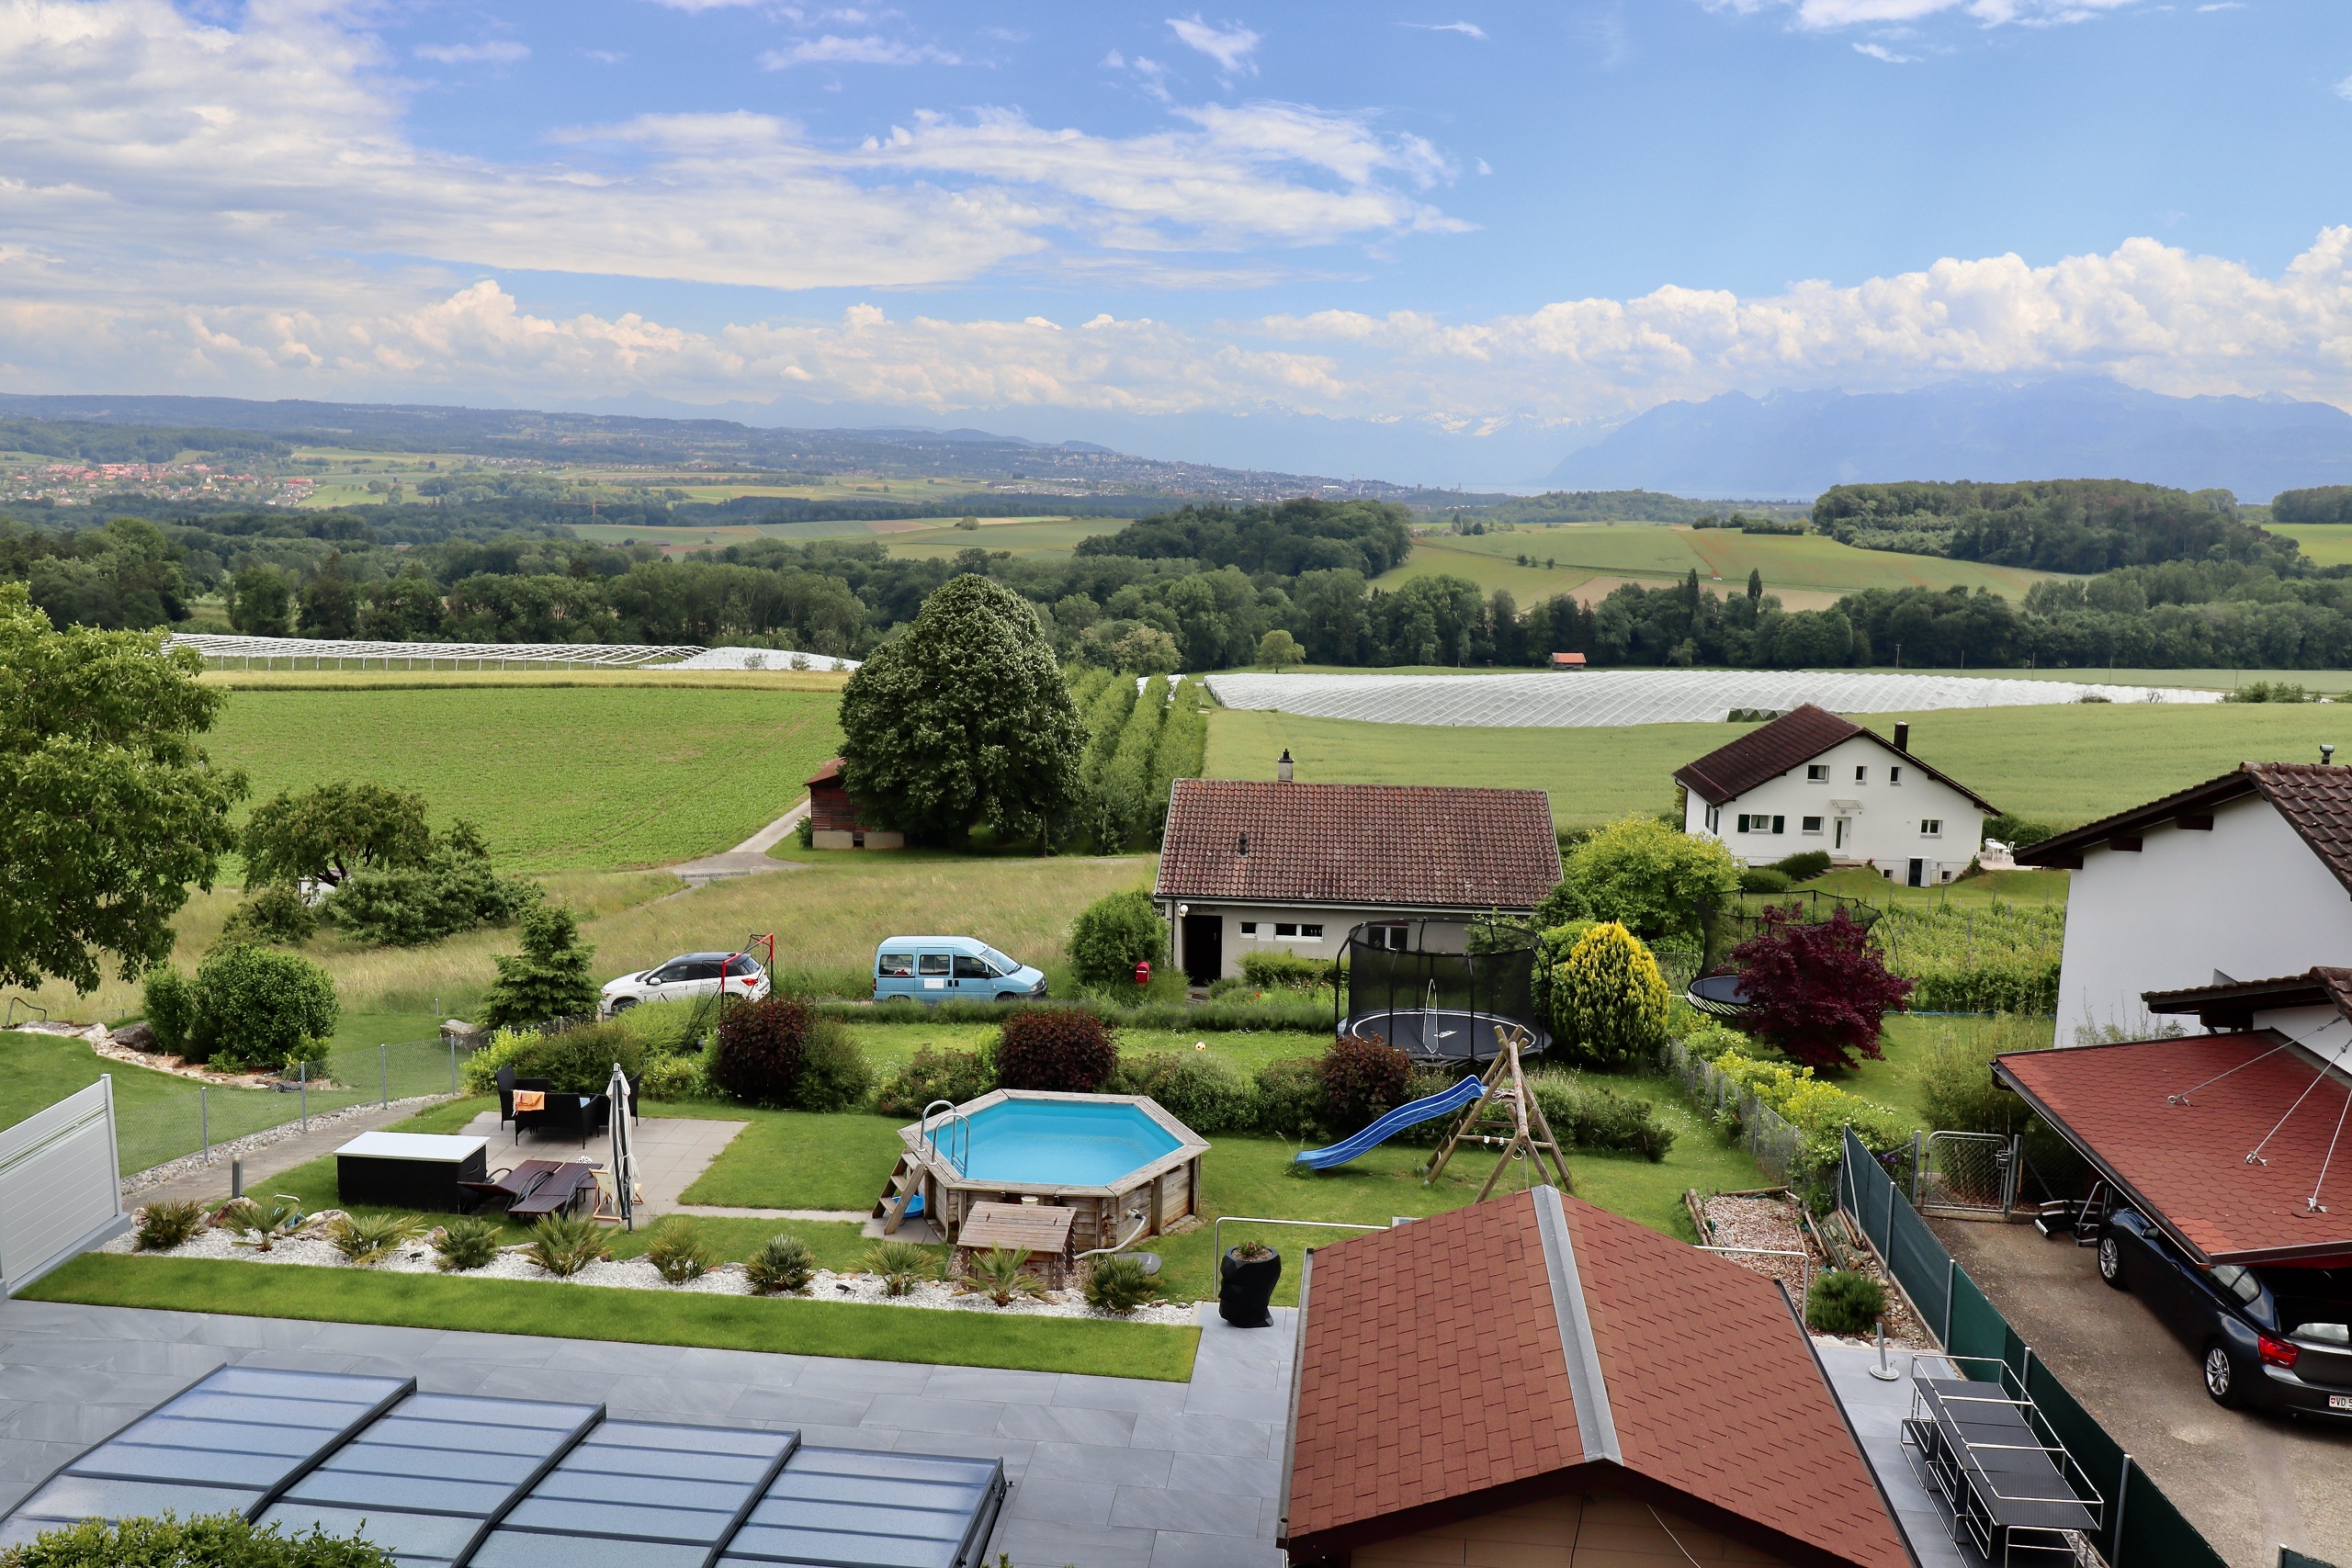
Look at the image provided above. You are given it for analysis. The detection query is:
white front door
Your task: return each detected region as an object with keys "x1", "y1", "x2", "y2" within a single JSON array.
[{"x1": 1833, "y1": 818, "x2": 1850, "y2": 852}]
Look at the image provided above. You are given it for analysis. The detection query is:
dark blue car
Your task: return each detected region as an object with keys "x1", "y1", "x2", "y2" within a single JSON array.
[{"x1": 2097, "y1": 1207, "x2": 2352, "y2": 1416}]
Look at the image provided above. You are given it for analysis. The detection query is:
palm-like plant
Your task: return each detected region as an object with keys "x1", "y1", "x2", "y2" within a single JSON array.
[
  {"x1": 328, "y1": 1213, "x2": 420, "y2": 1267},
  {"x1": 1082, "y1": 1256, "x2": 1158, "y2": 1314},
  {"x1": 134, "y1": 1200, "x2": 206, "y2": 1252},
  {"x1": 644, "y1": 1216, "x2": 718, "y2": 1285},
  {"x1": 526, "y1": 1214, "x2": 610, "y2": 1278},
  {"x1": 225, "y1": 1195, "x2": 306, "y2": 1252},
  {"x1": 959, "y1": 1247, "x2": 1047, "y2": 1306},
  {"x1": 434, "y1": 1216, "x2": 503, "y2": 1273},
  {"x1": 745, "y1": 1234, "x2": 817, "y2": 1295},
  {"x1": 861, "y1": 1240, "x2": 936, "y2": 1297}
]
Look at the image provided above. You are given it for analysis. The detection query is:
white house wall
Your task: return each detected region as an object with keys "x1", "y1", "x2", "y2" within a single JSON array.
[
  {"x1": 2055, "y1": 796, "x2": 2352, "y2": 1043},
  {"x1": 1682, "y1": 734, "x2": 1985, "y2": 881}
]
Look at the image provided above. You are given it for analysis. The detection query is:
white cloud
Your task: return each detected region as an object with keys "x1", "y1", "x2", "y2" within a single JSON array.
[
  {"x1": 1167, "y1": 14, "x2": 1260, "y2": 74},
  {"x1": 1853, "y1": 40, "x2": 1919, "y2": 60},
  {"x1": 415, "y1": 39, "x2": 528, "y2": 64},
  {"x1": 1710, "y1": 0, "x2": 2140, "y2": 28},
  {"x1": 2336, "y1": 73, "x2": 2352, "y2": 102},
  {"x1": 1400, "y1": 20, "x2": 1487, "y2": 38},
  {"x1": 582, "y1": 50, "x2": 628, "y2": 63},
  {"x1": 638, "y1": 0, "x2": 758, "y2": 11},
  {"x1": 761, "y1": 35, "x2": 959, "y2": 67},
  {"x1": 1476, "y1": 157, "x2": 1492, "y2": 175}
]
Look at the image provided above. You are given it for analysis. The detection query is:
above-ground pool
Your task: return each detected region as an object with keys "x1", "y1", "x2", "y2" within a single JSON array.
[
  {"x1": 885, "y1": 1090, "x2": 1209, "y2": 1250},
  {"x1": 1344, "y1": 1008, "x2": 1550, "y2": 1063}
]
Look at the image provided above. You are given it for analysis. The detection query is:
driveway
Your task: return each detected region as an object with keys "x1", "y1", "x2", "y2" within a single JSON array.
[{"x1": 1929, "y1": 1216, "x2": 2352, "y2": 1568}]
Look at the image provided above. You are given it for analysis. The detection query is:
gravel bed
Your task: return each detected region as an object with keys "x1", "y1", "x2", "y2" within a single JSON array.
[
  {"x1": 107, "y1": 1219, "x2": 1197, "y2": 1325},
  {"x1": 1698, "y1": 1191, "x2": 1935, "y2": 1349},
  {"x1": 120, "y1": 1096, "x2": 450, "y2": 1198}
]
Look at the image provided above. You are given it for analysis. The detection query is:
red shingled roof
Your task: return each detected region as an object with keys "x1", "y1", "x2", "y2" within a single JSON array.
[
  {"x1": 1998, "y1": 1034, "x2": 2352, "y2": 1265},
  {"x1": 1675, "y1": 704, "x2": 1996, "y2": 812},
  {"x1": 1154, "y1": 778, "x2": 1560, "y2": 910},
  {"x1": 2020, "y1": 763, "x2": 2352, "y2": 887},
  {"x1": 1282, "y1": 1190, "x2": 1908, "y2": 1568}
]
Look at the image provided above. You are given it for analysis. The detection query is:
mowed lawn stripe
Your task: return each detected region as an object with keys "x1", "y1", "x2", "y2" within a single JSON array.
[
  {"x1": 205, "y1": 686, "x2": 842, "y2": 870},
  {"x1": 30, "y1": 1255, "x2": 1201, "y2": 1381}
]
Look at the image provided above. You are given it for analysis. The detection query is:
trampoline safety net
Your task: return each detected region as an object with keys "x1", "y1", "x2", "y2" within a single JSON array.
[{"x1": 1339, "y1": 924, "x2": 1549, "y2": 1064}]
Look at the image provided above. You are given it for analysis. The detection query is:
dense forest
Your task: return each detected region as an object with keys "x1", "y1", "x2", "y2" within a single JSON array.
[
  {"x1": 18, "y1": 476, "x2": 2352, "y2": 672},
  {"x1": 1809, "y1": 479, "x2": 2290, "y2": 573},
  {"x1": 2274, "y1": 486, "x2": 2352, "y2": 525}
]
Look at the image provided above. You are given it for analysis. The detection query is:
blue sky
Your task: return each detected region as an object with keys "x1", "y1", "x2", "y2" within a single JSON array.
[{"x1": 0, "y1": 0, "x2": 2346, "y2": 482}]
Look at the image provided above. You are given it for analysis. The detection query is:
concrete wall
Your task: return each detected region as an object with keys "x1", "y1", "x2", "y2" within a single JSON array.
[
  {"x1": 1351, "y1": 1491, "x2": 1781, "y2": 1568},
  {"x1": 1170, "y1": 905, "x2": 1472, "y2": 980},
  {"x1": 1683, "y1": 734, "x2": 1984, "y2": 882},
  {"x1": 2055, "y1": 795, "x2": 2352, "y2": 1041}
]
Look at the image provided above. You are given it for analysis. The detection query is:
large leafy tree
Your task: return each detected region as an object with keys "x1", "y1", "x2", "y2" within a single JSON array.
[
  {"x1": 242, "y1": 782, "x2": 434, "y2": 889},
  {"x1": 1538, "y1": 814, "x2": 1741, "y2": 947},
  {"x1": 0, "y1": 583, "x2": 246, "y2": 993},
  {"x1": 837, "y1": 574, "x2": 1085, "y2": 847}
]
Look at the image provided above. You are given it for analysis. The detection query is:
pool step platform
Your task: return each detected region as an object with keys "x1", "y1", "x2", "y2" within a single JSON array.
[{"x1": 875, "y1": 1153, "x2": 922, "y2": 1235}]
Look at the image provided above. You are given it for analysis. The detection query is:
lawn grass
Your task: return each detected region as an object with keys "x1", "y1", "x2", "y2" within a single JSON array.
[
  {"x1": 837, "y1": 1019, "x2": 1331, "y2": 1078},
  {"x1": 201, "y1": 684, "x2": 842, "y2": 871},
  {"x1": 26, "y1": 1256, "x2": 1198, "y2": 1380},
  {"x1": 665, "y1": 1104, "x2": 907, "y2": 1211},
  {"x1": 1206, "y1": 700, "x2": 2352, "y2": 831}
]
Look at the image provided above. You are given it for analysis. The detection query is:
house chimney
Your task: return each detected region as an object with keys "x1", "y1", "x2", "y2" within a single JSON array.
[
  {"x1": 1277, "y1": 749, "x2": 1294, "y2": 784},
  {"x1": 2325, "y1": 744, "x2": 2337, "y2": 766},
  {"x1": 1893, "y1": 722, "x2": 1910, "y2": 753}
]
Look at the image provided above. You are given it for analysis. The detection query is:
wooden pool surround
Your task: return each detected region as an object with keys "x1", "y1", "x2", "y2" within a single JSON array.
[{"x1": 894, "y1": 1090, "x2": 1209, "y2": 1249}]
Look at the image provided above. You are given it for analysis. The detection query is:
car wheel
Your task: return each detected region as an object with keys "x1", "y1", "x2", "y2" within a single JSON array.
[
  {"x1": 2096, "y1": 1235, "x2": 2127, "y2": 1290},
  {"x1": 609, "y1": 998, "x2": 638, "y2": 1014},
  {"x1": 2203, "y1": 1342, "x2": 2242, "y2": 1407},
  {"x1": 996, "y1": 992, "x2": 1019, "y2": 1002}
]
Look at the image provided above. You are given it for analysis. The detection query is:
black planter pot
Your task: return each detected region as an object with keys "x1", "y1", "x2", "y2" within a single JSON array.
[{"x1": 1218, "y1": 1247, "x2": 1283, "y2": 1327}]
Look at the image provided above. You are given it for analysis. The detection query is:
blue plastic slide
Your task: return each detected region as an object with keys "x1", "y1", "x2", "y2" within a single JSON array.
[{"x1": 1294, "y1": 1077, "x2": 1486, "y2": 1170}]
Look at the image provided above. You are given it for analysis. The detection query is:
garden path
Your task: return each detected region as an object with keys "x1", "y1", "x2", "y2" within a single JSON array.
[
  {"x1": 668, "y1": 796, "x2": 811, "y2": 885},
  {"x1": 125, "y1": 1100, "x2": 432, "y2": 1211}
]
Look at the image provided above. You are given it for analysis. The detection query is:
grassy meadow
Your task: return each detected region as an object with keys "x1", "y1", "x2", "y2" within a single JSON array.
[
  {"x1": 1382, "y1": 525, "x2": 2065, "y2": 608},
  {"x1": 198, "y1": 680, "x2": 843, "y2": 870},
  {"x1": 877, "y1": 516, "x2": 1127, "y2": 559},
  {"x1": 1205, "y1": 700, "x2": 2352, "y2": 830}
]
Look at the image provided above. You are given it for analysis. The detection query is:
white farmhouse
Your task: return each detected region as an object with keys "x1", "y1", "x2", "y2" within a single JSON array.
[
  {"x1": 1675, "y1": 704, "x2": 1996, "y2": 887},
  {"x1": 2018, "y1": 758, "x2": 2352, "y2": 1042}
]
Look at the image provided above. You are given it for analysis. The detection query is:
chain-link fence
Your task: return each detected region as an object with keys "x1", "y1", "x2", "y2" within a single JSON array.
[
  {"x1": 1660, "y1": 1039, "x2": 1802, "y2": 1188},
  {"x1": 1917, "y1": 1130, "x2": 2019, "y2": 1214},
  {"x1": 117, "y1": 1038, "x2": 466, "y2": 1179}
]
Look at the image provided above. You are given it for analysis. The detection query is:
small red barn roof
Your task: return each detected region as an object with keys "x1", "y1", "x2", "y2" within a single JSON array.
[
  {"x1": 1154, "y1": 778, "x2": 1560, "y2": 911},
  {"x1": 1281, "y1": 1188, "x2": 1908, "y2": 1568},
  {"x1": 1997, "y1": 1033, "x2": 2352, "y2": 1265},
  {"x1": 1551, "y1": 650, "x2": 1588, "y2": 667},
  {"x1": 806, "y1": 757, "x2": 845, "y2": 788},
  {"x1": 1675, "y1": 703, "x2": 1996, "y2": 812}
]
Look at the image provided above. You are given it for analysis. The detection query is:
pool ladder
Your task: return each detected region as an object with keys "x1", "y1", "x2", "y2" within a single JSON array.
[{"x1": 919, "y1": 1100, "x2": 970, "y2": 1176}]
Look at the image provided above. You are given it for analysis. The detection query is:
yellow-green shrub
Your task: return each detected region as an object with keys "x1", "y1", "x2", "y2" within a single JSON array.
[{"x1": 1550, "y1": 921, "x2": 1668, "y2": 1067}]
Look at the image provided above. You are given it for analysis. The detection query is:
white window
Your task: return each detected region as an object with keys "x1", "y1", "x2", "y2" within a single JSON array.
[
  {"x1": 1302, "y1": 924, "x2": 1324, "y2": 938},
  {"x1": 1275, "y1": 922, "x2": 1299, "y2": 938},
  {"x1": 1806, "y1": 764, "x2": 1828, "y2": 782},
  {"x1": 1737, "y1": 814, "x2": 1785, "y2": 834},
  {"x1": 1802, "y1": 816, "x2": 1824, "y2": 835},
  {"x1": 1238, "y1": 921, "x2": 1258, "y2": 936},
  {"x1": 1854, "y1": 766, "x2": 1869, "y2": 784},
  {"x1": 1889, "y1": 765, "x2": 1904, "y2": 785},
  {"x1": 1920, "y1": 818, "x2": 1942, "y2": 837},
  {"x1": 1704, "y1": 805, "x2": 1721, "y2": 833}
]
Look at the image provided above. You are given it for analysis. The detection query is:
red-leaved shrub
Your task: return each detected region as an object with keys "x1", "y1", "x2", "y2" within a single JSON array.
[
  {"x1": 995, "y1": 1008, "x2": 1119, "y2": 1092},
  {"x1": 711, "y1": 995, "x2": 815, "y2": 1107},
  {"x1": 1729, "y1": 906, "x2": 1913, "y2": 1071},
  {"x1": 1321, "y1": 1033, "x2": 1411, "y2": 1134}
]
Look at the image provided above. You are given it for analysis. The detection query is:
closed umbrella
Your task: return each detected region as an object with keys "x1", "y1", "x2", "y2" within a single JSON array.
[{"x1": 606, "y1": 1060, "x2": 638, "y2": 1231}]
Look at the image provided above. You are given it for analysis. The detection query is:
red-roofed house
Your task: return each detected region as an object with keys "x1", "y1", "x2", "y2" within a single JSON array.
[
  {"x1": 1154, "y1": 771, "x2": 1561, "y2": 983},
  {"x1": 1281, "y1": 1187, "x2": 1910, "y2": 1568},
  {"x1": 1675, "y1": 705, "x2": 1995, "y2": 886}
]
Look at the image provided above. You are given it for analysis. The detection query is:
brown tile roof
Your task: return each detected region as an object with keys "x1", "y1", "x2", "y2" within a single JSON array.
[
  {"x1": 1282, "y1": 1190, "x2": 1909, "y2": 1568},
  {"x1": 1997, "y1": 1034, "x2": 2352, "y2": 1265},
  {"x1": 1154, "y1": 779, "x2": 1560, "y2": 910},
  {"x1": 1675, "y1": 704, "x2": 1997, "y2": 812},
  {"x1": 2019, "y1": 762, "x2": 2352, "y2": 889},
  {"x1": 2143, "y1": 966, "x2": 2352, "y2": 1032}
]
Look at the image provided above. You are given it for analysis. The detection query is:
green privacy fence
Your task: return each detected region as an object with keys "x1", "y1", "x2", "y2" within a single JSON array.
[
  {"x1": 1839, "y1": 1127, "x2": 2232, "y2": 1568},
  {"x1": 117, "y1": 1038, "x2": 465, "y2": 1178}
]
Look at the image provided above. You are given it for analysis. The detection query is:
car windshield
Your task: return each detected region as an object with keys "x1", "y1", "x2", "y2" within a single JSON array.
[
  {"x1": 729, "y1": 954, "x2": 763, "y2": 975},
  {"x1": 981, "y1": 947, "x2": 1016, "y2": 973}
]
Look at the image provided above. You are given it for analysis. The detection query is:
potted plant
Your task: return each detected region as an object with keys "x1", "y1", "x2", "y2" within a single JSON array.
[{"x1": 1219, "y1": 1239, "x2": 1282, "y2": 1327}]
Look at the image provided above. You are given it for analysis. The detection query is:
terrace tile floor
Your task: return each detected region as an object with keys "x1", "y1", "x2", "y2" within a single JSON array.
[{"x1": 0, "y1": 1297, "x2": 1295, "y2": 1567}]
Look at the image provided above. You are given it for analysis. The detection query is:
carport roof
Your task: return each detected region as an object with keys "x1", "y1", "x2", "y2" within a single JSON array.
[{"x1": 1996, "y1": 1033, "x2": 2352, "y2": 1266}]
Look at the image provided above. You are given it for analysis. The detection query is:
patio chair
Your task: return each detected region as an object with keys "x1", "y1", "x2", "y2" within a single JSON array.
[
  {"x1": 458, "y1": 1160, "x2": 560, "y2": 1215},
  {"x1": 589, "y1": 1168, "x2": 630, "y2": 1224},
  {"x1": 508, "y1": 1161, "x2": 599, "y2": 1221},
  {"x1": 495, "y1": 1065, "x2": 517, "y2": 1133},
  {"x1": 524, "y1": 1090, "x2": 610, "y2": 1147},
  {"x1": 509, "y1": 1077, "x2": 555, "y2": 1144}
]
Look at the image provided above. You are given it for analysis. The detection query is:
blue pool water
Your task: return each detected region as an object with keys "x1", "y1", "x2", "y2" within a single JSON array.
[{"x1": 952, "y1": 1100, "x2": 1182, "y2": 1186}]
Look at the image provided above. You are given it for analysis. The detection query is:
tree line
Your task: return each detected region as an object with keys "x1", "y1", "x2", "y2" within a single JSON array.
[{"x1": 1810, "y1": 478, "x2": 2294, "y2": 575}]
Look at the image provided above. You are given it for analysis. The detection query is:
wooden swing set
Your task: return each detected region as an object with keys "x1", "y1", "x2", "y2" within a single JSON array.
[{"x1": 1422, "y1": 1023, "x2": 1572, "y2": 1198}]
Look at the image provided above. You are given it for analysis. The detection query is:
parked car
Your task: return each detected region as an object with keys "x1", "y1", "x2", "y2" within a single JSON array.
[
  {"x1": 873, "y1": 936, "x2": 1046, "y2": 1004},
  {"x1": 600, "y1": 951, "x2": 770, "y2": 1016},
  {"x1": 2097, "y1": 1204, "x2": 2352, "y2": 1416}
]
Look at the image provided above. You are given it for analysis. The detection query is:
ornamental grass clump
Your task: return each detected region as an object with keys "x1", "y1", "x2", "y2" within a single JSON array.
[
  {"x1": 327, "y1": 1213, "x2": 419, "y2": 1268},
  {"x1": 433, "y1": 1216, "x2": 503, "y2": 1273},
  {"x1": 525, "y1": 1214, "x2": 610, "y2": 1279},
  {"x1": 1805, "y1": 1269, "x2": 1889, "y2": 1335},
  {"x1": 133, "y1": 1199, "x2": 205, "y2": 1252},
  {"x1": 960, "y1": 1247, "x2": 1047, "y2": 1306},
  {"x1": 862, "y1": 1240, "x2": 935, "y2": 1296},
  {"x1": 1082, "y1": 1256, "x2": 1158, "y2": 1314},
  {"x1": 644, "y1": 1216, "x2": 718, "y2": 1285},
  {"x1": 745, "y1": 1234, "x2": 817, "y2": 1295}
]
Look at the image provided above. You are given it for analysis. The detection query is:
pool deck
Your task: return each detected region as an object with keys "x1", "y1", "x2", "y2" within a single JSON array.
[{"x1": 0, "y1": 1298, "x2": 1297, "y2": 1568}]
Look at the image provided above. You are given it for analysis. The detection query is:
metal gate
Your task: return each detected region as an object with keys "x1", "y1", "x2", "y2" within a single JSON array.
[{"x1": 1917, "y1": 1130, "x2": 2018, "y2": 1215}]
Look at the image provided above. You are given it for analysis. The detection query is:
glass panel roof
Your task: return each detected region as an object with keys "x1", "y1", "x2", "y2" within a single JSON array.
[{"x1": 1, "y1": 1372, "x2": 1005, "y2": 1568}]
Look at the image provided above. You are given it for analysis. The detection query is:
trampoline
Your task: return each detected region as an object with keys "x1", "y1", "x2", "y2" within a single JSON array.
[
  {"x1": 1337, "y1": 923, "x2": 1549, "y2": 1064},
  {"x1": 1685, "y1": 973, "x2": 1757, "y2": 1020}
]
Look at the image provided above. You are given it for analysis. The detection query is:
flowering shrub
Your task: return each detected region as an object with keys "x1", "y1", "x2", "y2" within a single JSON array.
[{"x1": 1710, "y1": 1048, "x2": 1911, "y2": 1173}]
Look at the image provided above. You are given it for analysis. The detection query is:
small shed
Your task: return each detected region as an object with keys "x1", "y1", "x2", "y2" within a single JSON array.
[
  {"x1": 1549, "y1": 650, "x2": 1588, "y2": 669},
  {"x1": 806, "y1": 758, "x2": 903, "y2": 850}
]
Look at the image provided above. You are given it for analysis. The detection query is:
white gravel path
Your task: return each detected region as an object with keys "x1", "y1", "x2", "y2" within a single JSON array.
[{"x1": 108, "y1": 1219, "x2": 1197, "y2": 1325}]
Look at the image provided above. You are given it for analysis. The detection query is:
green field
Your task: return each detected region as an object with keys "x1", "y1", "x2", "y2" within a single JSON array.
[
  {"x1": 1206, "y1": 700, "x2": 2352, "y2": 829},
  {"x1": 201, "y1": 684, "x2": 842, "y2": 871},
  {"x1": 1384, "y1": 525, "x2": 2064, "y2": 608},
  {"x1": 878, "y1": 516, "x2": 1126, "y2": 558},
  {"x1": 2261, "y1": 524, "x2": 2352, "y2": 568}
]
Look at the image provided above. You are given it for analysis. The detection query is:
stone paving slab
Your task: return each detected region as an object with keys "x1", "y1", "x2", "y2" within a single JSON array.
[{"x1": 0, "y1": 1295, "x2": 1295, "y2": 1565}]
